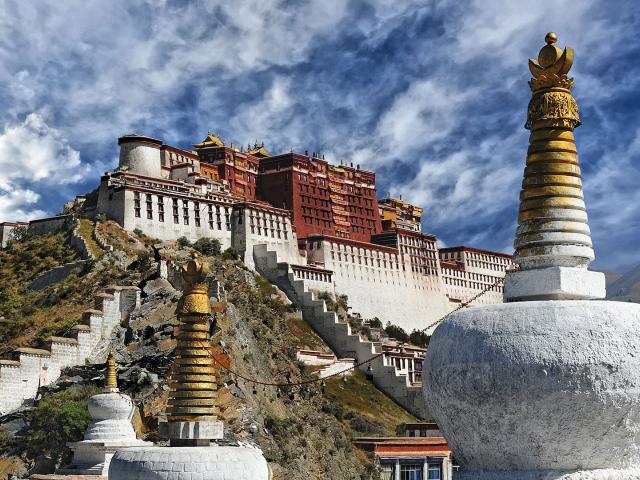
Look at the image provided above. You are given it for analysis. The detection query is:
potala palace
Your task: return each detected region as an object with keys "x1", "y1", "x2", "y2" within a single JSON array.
[{"x1": 2, "y1": 132, "x2": 513, "y2": 333}]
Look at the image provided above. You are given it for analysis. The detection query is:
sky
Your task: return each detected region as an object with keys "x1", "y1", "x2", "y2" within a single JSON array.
[{"x1": 0, "y1": 0, "x2": 638, "y2": 272}]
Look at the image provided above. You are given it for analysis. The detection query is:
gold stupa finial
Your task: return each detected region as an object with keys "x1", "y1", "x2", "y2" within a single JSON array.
[
  {"x1": 105, "y1": 350, "x2": 118, "y2": 390},
  {"x1": 180, "y1": 256, "x2": 211, "y2": 315},
  {"x1": 527, "y1": 32, "x2": 576, "y2": 98},
  {"x1": 166, "y1": 258, "x2": 218, "y2": 422}
]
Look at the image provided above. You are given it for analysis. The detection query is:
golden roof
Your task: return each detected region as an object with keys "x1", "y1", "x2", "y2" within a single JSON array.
[
  {"x1": 194, "y1": 132, "x2": 225, "y2": 148},
  {"x1": 247, "y1": 143, "x2": 270, "y2": 158}
]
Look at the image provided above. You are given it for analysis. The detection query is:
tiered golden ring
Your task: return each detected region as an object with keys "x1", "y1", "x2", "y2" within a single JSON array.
[{"x1": 166, "y1": 260, "x2": 219, "y2": 421}]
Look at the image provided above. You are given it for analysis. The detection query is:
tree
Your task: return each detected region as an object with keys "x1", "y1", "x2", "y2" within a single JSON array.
[
  {"x1": 177, "y1": 236, "x2": 191, "y2": 248},
  {"x1": 193, "y1": 238, "x2": 222, "y2": 256},
  {"x1": 8, "y1": 225, "x2": 31, "y2": 244},
  {"x1": 384, "y1": 322, "x2": 409, "y2": 343},
  {"x1": 409, "y1": 329, "x2": 431, "y2": 349},
  {"x1": 26, "y1": 387, "x2": 100, "y2": 465}
]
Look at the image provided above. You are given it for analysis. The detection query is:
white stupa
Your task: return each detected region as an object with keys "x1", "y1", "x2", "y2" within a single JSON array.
[
  {"x1": 56, "y1": 351, "x2": 151, "y2": 477},
  {"x1": 109, "y1": 258, "x2": 271, "y2": 479},
  {"x1": 423, "y1": 33, "x2": 640, "y2": 479}
]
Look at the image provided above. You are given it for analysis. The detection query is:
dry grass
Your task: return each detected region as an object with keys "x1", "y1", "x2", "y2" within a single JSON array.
[
  {"x1": 77, "y1": 219, "x2": 104, "y2": 258},
  {"x1": 325, "y1": 370, "x2": 417, "y2": 433}
]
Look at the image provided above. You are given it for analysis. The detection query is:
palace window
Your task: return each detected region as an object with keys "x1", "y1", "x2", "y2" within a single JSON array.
[
  {"x1": 158, "y1": 196, "x2": 164, "y2": 222},
  {"x1": 194, "y1": 202, "x2": 201, "y2": 227},
  {"x1": 134, "y1": 191, "x2": 141, "y2": 218},
  {"x1": 183, "y1": 199, "x2": 189, "y2": 225},
  {"x1": 146, "y1": 194, "x2": 153, "y2": 220},
  {"x1": 427, "y1": 465, "x2": 442, "y2": 480},
  {"x1": 172, "y1": 198, "x2": 179, "y2": 224},
  {"x1": 400, "y1": 463, "x2": 422, "y2": 480}
]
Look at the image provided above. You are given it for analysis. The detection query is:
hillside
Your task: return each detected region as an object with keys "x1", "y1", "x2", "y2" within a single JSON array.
[
  {"x1": 0, "y1": 223, "x2": 152, "y2": 353},
  {"x1": 0, "y1": 225, "x2": 416, "y2": 479},
  {"x1": 607, "y1": 263, "x2": 640, "y2": 303}
]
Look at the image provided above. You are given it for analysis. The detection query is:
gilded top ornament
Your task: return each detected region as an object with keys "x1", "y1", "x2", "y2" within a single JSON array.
[
  {"x1": 179, "y1": 255, "x2": 211, "y2": 315},
  {"x1": 528, "y1": 32, "x2": 574, "y2": 92},
  {"x1": 105, "y1": 350, "x2": 118, "y2": 390}
]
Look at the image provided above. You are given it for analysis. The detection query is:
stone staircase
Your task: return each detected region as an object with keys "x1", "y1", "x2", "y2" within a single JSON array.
[
  {"x1": 0, "y1": 286, "x2": 140, "y2": 415},
  {"x1": 253, "y1": 244, "x2": 429, "y2": 419}
]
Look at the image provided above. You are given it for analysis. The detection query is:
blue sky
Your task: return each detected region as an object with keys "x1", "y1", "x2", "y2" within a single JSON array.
[{"x1": 0, "y1": 0, "x2": 638, "y2": 272}]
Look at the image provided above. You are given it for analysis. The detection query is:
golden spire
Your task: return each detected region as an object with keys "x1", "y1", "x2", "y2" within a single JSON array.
[
  {"x1": 105, "y1": 350, "x2": 118, "y2": 390},
  {"x1": 165, "y1": 256, "x2": 218, "y2": 422},
  {"x1": 514, "y1": 32, "x2": 594, "y2": 270}
]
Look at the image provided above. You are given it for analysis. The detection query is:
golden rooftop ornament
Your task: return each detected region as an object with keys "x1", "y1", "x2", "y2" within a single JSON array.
[
  {"x1": 166, "y1": 256, "x2": 219, "y2": 423},
  {"x1": 514, "y1": 32, "x2": 594, "y2": 270}
]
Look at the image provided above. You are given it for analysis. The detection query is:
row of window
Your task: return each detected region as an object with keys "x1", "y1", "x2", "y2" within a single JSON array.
[
  {"x1": 133, "y1": 192, "x2": 231, "y2": 230},
  {"x1": 380, "y1": 462, "x2": 442, "y2": 480}
]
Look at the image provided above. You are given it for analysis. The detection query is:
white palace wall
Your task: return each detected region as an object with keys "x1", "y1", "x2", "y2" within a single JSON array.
[
  {"x1": 306, "y1": 238, "x2": 450, "y2": 332},
  {"x1": 232, "y1": 204, "x2": 303, "y2": 270}
]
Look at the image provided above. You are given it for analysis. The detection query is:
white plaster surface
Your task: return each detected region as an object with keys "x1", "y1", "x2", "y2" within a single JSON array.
[
  {"x1": 108, "y1": 445, "x2": 271, "y2": 479},
  {"x1": 423, "y1": 301, "x2": 640, "y2": 473},
  {"x1": 514, "y1": 243, "x2": 595, "y2": 269},
  {"x1": 119, "y1": 141, "x2": 162, "y2": 178},
  {"x1": 158, "y1": 420, "x2": 223, "y2": 440},
  {"x1": 85, "y1": 393, "x2": 137, "y2": 440},
  {"x1": 504, "y1": 267, "x2": 606, "y2": 301},
  {"x1": 61, "y1": 390, "x2": 151, "y2": 476}
]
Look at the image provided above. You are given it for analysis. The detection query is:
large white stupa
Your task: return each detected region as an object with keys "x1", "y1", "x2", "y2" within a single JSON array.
[
  {"x1": 423, "y1": 33, "x2": 640, "y2": 479},
  {"x1": 56, "y1": 352, "x2": 151, "y2": 477}
]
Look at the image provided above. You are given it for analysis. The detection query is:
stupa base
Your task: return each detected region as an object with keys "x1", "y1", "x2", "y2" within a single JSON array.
[
  {"x1": 58, "y1": 439, "x2": 152, "y2": 476},
  {"x1": 108, "y1": 445, "x2": 271, "y2": 479},
  {"x1": 456, "y1": 468, "x2": 640, "y2": 480}
]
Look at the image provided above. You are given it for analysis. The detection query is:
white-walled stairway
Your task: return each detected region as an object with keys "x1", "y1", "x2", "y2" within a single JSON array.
[
  {"x1": 253, "y1": 244, "x2": 429, "y2": 419},
  {"x1": 0, "y1": 286, "x2": 140, "y2": 415}
]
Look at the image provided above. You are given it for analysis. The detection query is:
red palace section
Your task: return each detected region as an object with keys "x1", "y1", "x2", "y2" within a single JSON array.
[{"x1": 193, "y1": 133, "x2": 384, "y2": 243}]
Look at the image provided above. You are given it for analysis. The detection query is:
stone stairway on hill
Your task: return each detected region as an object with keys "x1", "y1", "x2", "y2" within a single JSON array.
[
  {"x1": 0, "y1": 286, "x2": 140, "y2": 415},
  {"x1": 253, "y1": 244, "x2": 429, "y2": 419}
]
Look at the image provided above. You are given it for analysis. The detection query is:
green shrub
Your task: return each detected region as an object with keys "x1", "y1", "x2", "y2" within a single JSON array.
[
  {"x1": 384, "y1": 322, "x2": 409, "y2": 343},
  {"x1": 220, "y1": 248, "x2": 238, "y2": 260},
  {"x1": 26, "y1": 386, "x2": 100, "y2": 464},
  {"x1": 409, "y1": 329, "x2": 431, "y2": 349},
  {"x1": 193, "y1": 238, "x2": 221, "y2": 256},
  {"x1": 368, "y1": 317, "x2": 383, "y2": 329},
  {"x1": 133, "y1": 228, "x2": 144, "y2": 237},
  {"x1": 177, "y1": 236, "x2": 191, "y2": 248}
]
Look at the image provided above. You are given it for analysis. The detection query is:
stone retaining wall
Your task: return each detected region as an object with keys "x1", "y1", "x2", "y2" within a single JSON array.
[
  {"x1": 29, "y1": 260, "x2": 92, "y2": 291},
  {"x1": 69, "y1": 219, "x2": 95, "y2": 260},
  {"x1": 93, "y1": 221, "x2": 114, "y2": 252}
]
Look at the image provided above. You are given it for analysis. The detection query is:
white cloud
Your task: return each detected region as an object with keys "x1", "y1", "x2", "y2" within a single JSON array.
[
  {"x1": 0, "y1": 113, "x2": 86, "y2": 187},
  {"x1": 230, "y1": 76, "x2": 298, "y2": 150},
  {"x1": 0, "y1": 186, "x2": 45, "y2": 222},
  {"x1": 0, "y1": 113, "x2": 88, "y2": 219},
  {"x1": 376, "y1": 80, "x2": 474, "y2": 159}
]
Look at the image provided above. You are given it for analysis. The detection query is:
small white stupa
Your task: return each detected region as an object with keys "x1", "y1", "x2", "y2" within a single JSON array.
[
  {"x1": 423, "y1": 33, "x2": 640, "y2": 479},
  {"x1": 56, "y1": 351, "x2": 151, "y2": 477},
  {"x1": 109, "y1": 258, "x2": 271, "y2": 479}
]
